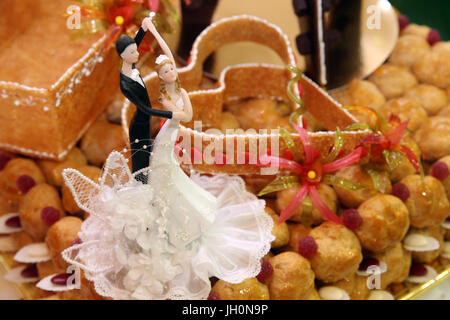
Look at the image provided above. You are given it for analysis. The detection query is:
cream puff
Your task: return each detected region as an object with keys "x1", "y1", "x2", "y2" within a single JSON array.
[
  {"x1": 210, "y1": 278, "x2": 270, "y2": 300},
  {"x1": 18, "y1": 183, "x2": 65, "y2": 241},
  {"x1": 80, "y1": 120, "x2": 127, "y2": 167},
  {"x1": 368, "y1": 64, "x2": 417, "y2": 99},
  {"x1": 333, "y1": 164, "x2": 391, "y2": 209},
  {"x1": 368, "y1": 242, "x2": 412, "y2": 289},
  {"x1": 219, "y1": 112, "x2": 241, "y2": 132},
  {"x1": 0, "y1": 158, "x2": 46, "y2": 206},
  {"x1": 389, "y1": 35, "x2": 430, "y2": 68},
  {"x1": 45, "y1": 216, "x2": 82, "y2": 270},
  {"x1": 414, "y1": 117, "x2": 450, "y2": 161},
  {"x1": 355, "y1": 194, "x2": 410, "y2": 252},
  {"x1": 378, "y1": 98, "x2": 427, "y2": 132},
  {"x1": 306, "y1": 222, "x2": 362, "y2": 283},
  {"x1": 429, "y1": 156, "x2": 450, "y2": 199},
  {"x1": 413, "y1": 43, "x2": 450, "y2": 89},
  {"x1": 399, "y1": 175, "x2": 449, "y2": 228},
  {"x1": 37, "y1": 148, "x2": 87, "y2": 187},
  {"x1": 267, "y1": 252, "x2": 315, "y2": 300},
  {"x1": 265, "y1": 207, "x2": 289, "y2": 248},
  {"x1": 404, "y1": 85, "x2": 447, "y2": 116},
  {"x1": 405, "y1": 226, "x2": 445, "y2": 264}
]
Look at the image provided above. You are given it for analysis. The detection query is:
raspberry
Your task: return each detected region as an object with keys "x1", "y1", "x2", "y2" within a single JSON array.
[
  {"x1": 427, "y1": 29, "x2": 441, "y2": 46},
  {"x1": 359, "y1": 258, "x2": 379, "y2": 271},
  {"x1": 391, "y1": 183, "x2": 410, "y2": 202},
  {"x1": 5, "y1": 216, "x2": 21, "y2": 228},
  {"x1": 16, "y1": 175, "x2": 35, "y2": 194},
  {"x1": 398, "y1": 14, "x2": 409, "y2": 31},
  {"x1": 70, "y1": 237, "x2": 82, "y2": 259},
  {"x1": 20, "y1": 264, "x2": 38, "y2": 278},
  {"x1": 342, "y1": 209, "x2": 363, "y2": 230},
  {"x1": 298, "y1": 236, "x2": 318, "y2": 258},
  {"x1": 0, "y1": 152, "x2": 11, "y2": 171},
  {"x1": 41, "y1": 207, "x2": 61, "y2": 226},
  {"x1": 256, "y1": 258, "x2": 273, "y2": 282},
  {"x1": 431, "y1": 161, "x2": 449, "y2": 181},
  {"x1": 51, "y1": 273, "x2": 72, "y2": 285},
  {"x1": 207, "y1": 292, "x2": 220, "y2": 300},
  {"x1": 71, "y1": 237, "x2": 82, "y2": 246},
  {"x1": 410, "y1": 264, "x2": 427, "y2": 277}
]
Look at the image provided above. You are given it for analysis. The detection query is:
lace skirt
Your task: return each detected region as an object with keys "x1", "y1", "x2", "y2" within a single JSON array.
[{"x1": 63, "y1": 173, "x2": 274, "y2": 300}]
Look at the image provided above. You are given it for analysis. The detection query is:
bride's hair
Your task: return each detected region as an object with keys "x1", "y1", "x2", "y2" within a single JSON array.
[{"x1": 155, "y1": 60, "x2": 181, "y2": 103}]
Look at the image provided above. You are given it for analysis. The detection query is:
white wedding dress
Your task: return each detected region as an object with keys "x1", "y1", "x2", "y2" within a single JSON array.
[{"x1": 61, "y1": 98, "x2": 274, "y2": 300}]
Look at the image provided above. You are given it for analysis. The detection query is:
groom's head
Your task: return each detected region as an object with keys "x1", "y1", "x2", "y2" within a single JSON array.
[{"x1": 116, "y1": 35, "x2": 139, "y2": 64}]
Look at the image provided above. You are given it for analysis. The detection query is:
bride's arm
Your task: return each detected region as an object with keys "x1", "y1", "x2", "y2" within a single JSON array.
[
  {"x1": 160, "y1": 98, "x2": 185, "y2": 120},
  {"x1": 143, "y1": 18, "x2": 176, "y2": 65},
  {"x1": 180, "y1": 89, "x2": 193, "y2": 122}
]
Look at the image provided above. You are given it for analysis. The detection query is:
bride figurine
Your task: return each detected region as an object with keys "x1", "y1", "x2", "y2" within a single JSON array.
[{"x1": 61, "y1": 17, "x2": 274, "y2": 300}]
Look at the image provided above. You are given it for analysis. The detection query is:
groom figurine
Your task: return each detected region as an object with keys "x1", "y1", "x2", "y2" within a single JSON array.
[{"x1": 115, "y1": 17, "x2": 183, "y2": 183}]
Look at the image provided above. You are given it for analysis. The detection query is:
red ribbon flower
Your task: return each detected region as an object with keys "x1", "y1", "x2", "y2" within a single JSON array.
[
  {"x1": 257, "y1": 122, "x2": 366, "y2": 225},
  {"x1": 360, "y1": 115, "x2": 421, "y2": 173}
]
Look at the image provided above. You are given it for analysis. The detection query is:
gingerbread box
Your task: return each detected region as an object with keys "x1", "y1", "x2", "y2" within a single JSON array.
[{"x1": 0, "y1": 0, "x2": 119, "y2": 160}]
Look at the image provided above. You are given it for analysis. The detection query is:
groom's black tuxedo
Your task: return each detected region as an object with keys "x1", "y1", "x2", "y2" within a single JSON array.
[{"x1": 119, "y1": 28, "x2": 173, "y2": 183}]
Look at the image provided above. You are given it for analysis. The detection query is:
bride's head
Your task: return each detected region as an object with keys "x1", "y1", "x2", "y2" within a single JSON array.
[
  {"x1": 155, "y1": 55, "x2": 181, "y2": 101},
  {"x1": 155, "y1": 55, "x2": 178, "y2": 84}
]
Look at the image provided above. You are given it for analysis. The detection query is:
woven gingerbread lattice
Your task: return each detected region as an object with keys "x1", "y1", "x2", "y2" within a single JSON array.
[{"x1": 122, "y1": 15, "x2": 371, "y2": 174}]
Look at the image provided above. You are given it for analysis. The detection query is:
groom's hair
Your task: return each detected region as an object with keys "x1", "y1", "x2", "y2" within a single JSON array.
[{"x1": 116, "y1": 35, "x2": 136, "y2": 56}]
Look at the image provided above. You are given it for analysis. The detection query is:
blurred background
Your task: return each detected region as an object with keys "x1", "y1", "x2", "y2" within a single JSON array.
[{"x1": 390, "y1": 0, "x2": 449, "y2": 40}]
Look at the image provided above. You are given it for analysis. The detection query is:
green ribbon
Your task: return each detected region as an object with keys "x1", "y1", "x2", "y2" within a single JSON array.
[
  {"x1": 257, "y1": 176, "x2": 300, "y2": 197},
  {"x1": 383, "y1": 150, "x2": 404, "y2": 172},
  {"x1": 324, "y1": 127, "x2": 343, "y2": 163},
  {"x1": 365, "y1": 168, "x2": 383, "y2": 192}
]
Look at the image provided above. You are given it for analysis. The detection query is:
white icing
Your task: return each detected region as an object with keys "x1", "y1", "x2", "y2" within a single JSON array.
[
  {"x1": 14, "y1": 242, "x2": 51, "y2": 263},
  {"x1": 0, "y1": 91, "x2": 47, "y2": 108},
  {"x1": 318, "y1": 286, "x2": 350, "y2": 300},
  {"x1": 0, "y1": 236, "x2": 18, "y2": 252},
  {"x1": 406, "y1": 265, "x2": 438, "y2": 284},
  {"x1": 4, "y1": 265, "x2": 39, "y2": 284},
  {"x1": 368, "y1": 290, "x2": 394, "y2": 300},
  {"x1": 53, "y1": 38, "x2": 106, "y2": 108},
  {"x1": 0, "y1": 213, "x2": 22, "y2": 234},
  {"x1": 403, "y1": 234, "x2": 440, "y2": 252},
  {"x1": 0, "y1": 82, "x2": 47, "y2": 94}
]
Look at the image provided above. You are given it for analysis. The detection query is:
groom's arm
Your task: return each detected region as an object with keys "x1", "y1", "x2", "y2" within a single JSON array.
[
  {"x1": 148, "y1": 107, "x2": 173, "y2": 119},
  {"x1": 134, "y1": 27, "x2": 146, "y2": 48},
  {"x1": 121, "y1": 80, "x2": 173, "y2": 119}
]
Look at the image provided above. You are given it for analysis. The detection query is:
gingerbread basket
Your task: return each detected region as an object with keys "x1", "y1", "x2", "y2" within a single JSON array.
[
  {"x1": 122, "y1": 15, "x2": 372, "y2": 174},
  {"x1": 0, "y1": 0, "x2": 119, "y2": 161}
]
